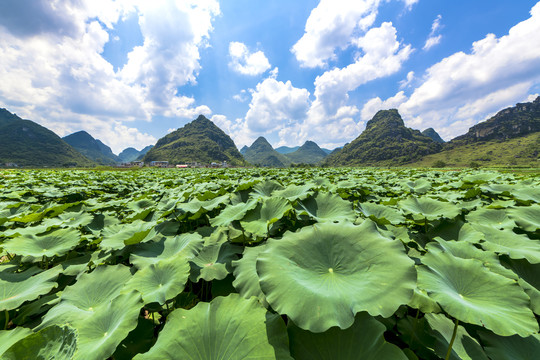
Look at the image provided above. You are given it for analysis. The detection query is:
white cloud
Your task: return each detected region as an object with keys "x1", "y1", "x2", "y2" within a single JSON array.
[
  {"x1": 228, "y1": 42, "x2": 271, "y2": 76},
  {"x1": 423, "y1": 15, "x2": 442, "y2": 50},
  {"x1": 233, "y1": 90, "x2": 248, "y2": 102},
  {"x1": 399, "y1": 71, "x2": 415, "y2": 88},
  {"x1": 361, "y1": 91, "x2": 408, "y2": 121}
]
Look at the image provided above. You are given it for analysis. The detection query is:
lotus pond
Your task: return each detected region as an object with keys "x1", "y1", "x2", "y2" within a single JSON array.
[{"x1": 0, "y1": 168, "x2": 539, "y2": 359}]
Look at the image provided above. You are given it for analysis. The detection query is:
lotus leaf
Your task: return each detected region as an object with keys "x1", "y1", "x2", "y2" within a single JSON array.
[
  {"x1": 2, "y1": 228, "x2": 80, "y2": 260},
  {"x1": 500, "y1": 257, "x2": 540, "y2": 314},
  {"x1": 477, "y1": 330, "x2": 540, "y2": 360},
  {"x1": 288, "y1": 312, "x2": 407, "y2": 360},
  {"x1": 0, "y1": 327, "x2": 32, "y2": 356},
  {"x1": 257, "y1": 220, "x2": 416, "y2": 332},
  {"x1": 0, "y1": 265, "x2": 62, "y2": 311},
  {"x1": 134, "y1": 294, "x2": 292, "y2": 359},
  {"x1": 1, "y1": 325, "x2": 78, "y2": 360},
  {"x1": 357, "y1": 202, "x2": 405, "y2": 225},
  {"x1": 240, "y1": 197, "x2": 292, "y2": 237},
  {"x1": 507, "y1": 205, "x2": 540, "y2": 232},
  {"x1": 232, "y1": 245, "x2": 268, "y2": 306},
  {"x1": 399, "y1": 197, "x2": 461, "y2": 220},
  {"x1": 428, "y1": 220, "x2": 483, "y2": 244},
  {"x1": 210, "y1": 199, "x2": 258, "y2": 227},
  {"x1": 296, "y1": 192, "x2": 356, "y2": 223},
  {"x1": 402, "y1": 179, "x2": 431, "y2": 194},
  {"x1": 272, "y1": 184, "x2": 314, "y2": 201},
  {"x1": 408, "y1": 287, "x2": 441, "y2": 313},
  {"x1": 474, "y1": 225, "x2": 540, "y2": 264},
  {"x1": 251, "y1": 179, "x2": 285, "y2": 198},
  {"x1": 190, "y1": 241, "x2": 241, "y2": 282},
  {"x1": 417, "y1": 249, "x2": 538, "y2": 336},
  {"x1": 466, "y1": 208, "x2": 516, "y2": 230},
  {"x1": 100, "y1": 220, "x2": 155, "y2": 250}
]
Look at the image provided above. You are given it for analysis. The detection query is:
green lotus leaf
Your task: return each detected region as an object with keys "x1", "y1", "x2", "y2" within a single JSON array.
[
  {"x1": 402, "y1": 179, "x2": 432, "y2": 194},
  {"x1": 511, "y1": 186, "x2": 540, "y2": 203},
  {"x1": 408, "y1": 287, "x2": 441, "y2": 313},
  {"x1": 126, "y1": 257, "x2": 190, "y2": 305},
  {"x1": 251, "y1": 179, "x2": 285, "y2": 198},
  {"x1": 425, "y1": 313, "x2": 488, "y2": 360},
  {"x1": 507, "y1": 205, "x2": 540, "y2": 232},
  {"x1": 428, "y1": 219, "x2": 483, "y2": 244},
  {"x1": 0, "y1": 265, "x2": 62, "y2": 311},
  {"x1": 232, "y1": 245, "x2": 268, "y2": 307},
  {"x1": 210, "y1": 199, "x2": 258, "y2": 227},
  {"x1": 486, "y1": 199, "x2": 516, "y2": 209},
  {"x1": 398, "y1": 197, "x2": 461, "y2": 220},
  {"x1": 397, "y1": 316, "x2": 439, "y2": 360},
  {"x1": 176, "y1": 194, "x2": 229, "y2": 215},
  {"x1": 474, "y1": 225, "x2": 540, "y2": 264},
  {"x1": 1, "y1": 325, "x2": 78, "y2": 360},
  {"x1": 288, "y1": 312, "x2": 407, "y2": 360},
  {"x1": 2, "y1": 228, "x2": 80, "y2": 260},
  {"x1": 357, "y1": 202, "x2": 405, "y2": 225},
  {"x1": 0, "y1": 327, "x2": 32, "y2": 356},
  {"x1": 100, "y1": 220, "x2": 155, "y2": 250},
  {"x1": 113, "y1": 317, "x2": 155, "y2": 359},
  {"x1": 477, "y1": 330, "x2": 540, "y2": 360},
  {"x1": 296, "y1": 192, "x2": 356, "y2": 223},
  {"x1": 84, "y1": 213, "x2": 120, "y2": 234},
  {"x1": 134, "y1": 294, "x2": 292, "y2": 360},
  {"x1": 240, "y1": 197, "x2": 292, "y2": 237},
  {"x1": 190, "y1": 240, "x2": 241, "y2": 282},
  {"x1": 130, "y1": 232, "x2": 204, "y2": 269},
  {"x1": 466, "y1": 208, "x2": 516, "y2": 230},
  {"x1": 257, "y1": 220, "x2": 416, "y2": 332},
  {"x1": 480, "y1": 183, "x2": 514, "y2": 196},
  {"x1": 462, "y1": 172, "x2": 499, "y2": 184},
  {"x1": 500, "y1": 257, "x2": 540, "y2": 314},
  {"x1": 417, "y1": 249, "x2": 538, "y2": 336},
  {"x1": 272, "y1": 184, "x2": 314, "y2": 201}
]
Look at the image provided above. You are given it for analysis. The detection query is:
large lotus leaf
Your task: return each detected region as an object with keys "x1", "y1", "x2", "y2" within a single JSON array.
[
  {"x1": 477, "y1": 330, "x2": 540, "y2": 360},
  {"x1": 272, "y1": 184, "x2": 314, "y2": 201},
  {"x1": 135, "y1": 294, "x2": 291, "y2": 359},
  {"x1": 2, "y1": 325, "x2": 78, "y2": 360},
  {"x1": 398, "y1": 197, "x2": 461, "y2": 220},
  {"x1": 480, "y1": 183, "x2": 514, "y2": 196},
  {"x1": 210, "y1": 199, "x2": 258, "y2": 227},
  {"x1": 130, "y1": 232, "x2": 203, "y2": 269},
  {"x1": 500, "y1": 257, "x2": 540, "y2": 314},
  {"x1": 288, "y1": 312, "x2": 407, "y2": 360},
  {"x1": 2, "y1": 228, "x2": 80, "y2": 260},
  {"x1": 507, "y1": 205, "x2": 540, "y2": 232},
  {"x1": 240, "y1": 197, "x2": 292, "y2": 237},
  {"x1": 357, "y1": 202, "x2": 405, "y2": 225},
  {"x1": 428, "y1": 219, "x2": 483, "y2": 244},
  {"x1": 189, "y1": 241, "x2": 241, "y2": 282},
  {"x1": 425, "y1": 313, "x2": 488, "y2": 360},
  {"x1": 511, "y1": 186, "x2": 540, "y2": 203},
  {"x1": 408, "y1": 287, "x2": 441, "y2": 313},
  {"x1": 396, "y1": 316, "x2": 439, "y2": 359},
  {"x1": 71, "y1": 291, "x2": 142, "y2": 360},
  {"x1": 100, "y1": 220, "x2": 155, "y2": 250},
  {"x1": 257, "y1": 220, "x2": 416, "y2": 332},
  {"x1": 417, "y1": 249, "x2": 538, "y2": 336},
  {"x1": 0, "y1": 265, "x2": 62, "y2": 311},
  {"x1": 462, "y1": 172, "x2": 499, "y2": 184},
  {"x1": 126, "y1": 257, "x2": 190, "y2": 305},
  {"x1": 0, "y1": 327, "x2": 32, "y2": 356},
  {"x1": 466, "y1": 208, "x2": 516, "y2": 230},
  {"x1": 251, "y1": 179, "x2": 285, "y2": 198},
  {"x1": 176, "y1": 194, "x2": 229, "y2": 215},
  {"x1": 402, "y1": 179, "x2": 432, "y2": 194},
  {"x1": 232, "y1": 245, "x2": 268, "y2": 307},
  {"x1": 474, "y1": 225, "x2": 540, "y2": 264},
  {"x1": 296, "y1": 192, "x2": 356, "y2": 223}
]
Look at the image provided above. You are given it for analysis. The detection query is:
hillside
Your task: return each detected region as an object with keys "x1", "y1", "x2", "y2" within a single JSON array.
[
  {"x1": 119, "y1": 145, "x2": 153, "y2": 162},
  {"x1": 275, "y1": 145, "x2": 299, "y2": 154},
  {"x1": 285, "y1": 140, "x2": 328, "y2": 164},
  {"x1": 0, "y1": 109, "x2": 95, "y2": 167},
  {"x1": 243, "y1": 137, "x2": 291, "y2": 167},
  {"x1": 324, "y1": 109, "x2": 442, "y2": 166},
  {"x1": 63, "y1": 131, "x2": 119, "y2": 165},
  {"x1": 143, "y1": 115, "x2": 245, "y2": 165},
  {"x1": 422, "y1": 128, "x2": 445, "y2": 143}
]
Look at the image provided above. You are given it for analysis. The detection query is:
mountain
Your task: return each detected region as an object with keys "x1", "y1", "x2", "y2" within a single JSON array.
[
  {"x1": 275, "y1": 145, "x2": 300, "y2": 154},
  {"x1": 451, "y1": 96, "x2": 540, "y2": 145},
  {"x1": 321, "y1": 148, "x2": 334, "y2": 154},
  {"x1": 422, "y1": 128, "x2": 445, "y2": 143},
  {"x1": 240, "y1": 145, "x2": 249, "y2": 155},
  {"x1": 0, "y1": 109, "x2": 95, "y2": 167},
  {"x1": 285, "y1": 140, "x2": 328, "y2": 164},
  {"x1": 243, "y1": 137, "x2": 291, "y2": 167},
  {"x1": 143, "y1": 115, "x2": 245, "y2": 165},
  {"x1": 324, "y1": 109, "x2": 442, "y2": 166},
  {"x1": 119, "y1": 145, "x2": 154, "y2": 162},
  {"x1": 135, "y1": 145, "x2": 153, "y2": 160},
  {"x1": 63, "y1": 131, "x2": 119, "y2": 165}
]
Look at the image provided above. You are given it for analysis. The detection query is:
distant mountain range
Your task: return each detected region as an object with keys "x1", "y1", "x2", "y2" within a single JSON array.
[
  {"x1": 63, "y1": 131, "x2": 119, "y2": 165},
  {"x1": 243, "y1": 137, "x2": 292, "y2": 167},
  {"x1": 118, "y1": 145, "x2": 153, "y2": 162}
]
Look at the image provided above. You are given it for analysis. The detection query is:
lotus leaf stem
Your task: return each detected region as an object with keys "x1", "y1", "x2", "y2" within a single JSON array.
[
  {"x1": 445, "y1": 319, "x2": 459, "y2": 360},
  {"x1": 4, "y1": 310, "x2": 8, "y2": 330}
]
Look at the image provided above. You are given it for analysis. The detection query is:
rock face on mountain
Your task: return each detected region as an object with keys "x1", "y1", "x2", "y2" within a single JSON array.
[
  {"x1": 324, "y1": 109, "x2": 442, "y2": 166},
  {"x1": 451, "y1": 96, "x2": 540, "y2": 144},
  {"x1": 63, "y1": 131, "x2": 119, "y2": 165},
  {"x1": 422, "y1": 128, "x2": 445, "y2": 143},
  {"x1": 243, "y1": 137, "x2": 291, "y2": 167},
  {"x1": 285, "y1": 140, "x2": 328, "y2": 164},
  {"x1": 143, "y1": 115, "x2": 245, "y2": 165},
  {"x1": 0, "y1": 109, "x2": 95, "y2": 167}
]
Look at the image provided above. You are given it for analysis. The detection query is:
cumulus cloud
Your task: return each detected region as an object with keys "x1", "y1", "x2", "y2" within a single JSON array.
[
  {"x1": 228, "y1": 42, "x2": 271, "y2": 76},
  {"x1": 0, "y1": 0, "x2": 219, "y2": 152},
  {"x1": 361, "y1": 91, "x2": 407, "y2": 121},
  {"x1": 423, "y1": 15, "x2": 442, "y2": 50},
  {"x1": 399, "y1": 71, "x2": 415, "y2": 88}
]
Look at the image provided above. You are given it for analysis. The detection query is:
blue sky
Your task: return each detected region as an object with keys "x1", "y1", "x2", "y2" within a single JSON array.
[{"x1": 0, "y1": 0, "x2": 539, "y2": 153}]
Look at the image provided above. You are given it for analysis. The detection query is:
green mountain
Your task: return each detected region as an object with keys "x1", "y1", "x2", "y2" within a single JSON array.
[
  {"x1": 324, "y1": 109, "x2": 442, "y2": 166},
  {"x1": 275, "y1": 145, "x2": 299, "y2": 154},
  {"x1": 240, "y1": 145, "x2": 249, "y2": 155},
  {"x1": 143, "y1": 115, "x2": 245, "y2": 165},
  {"x1": 285, "y1": 140, "x2": 328, "y2": 164},
  {"x1": 422, "y1": 128, "x2": 445, "y2": 143},
  {"x1": 63, "y1": 131, "x2": 119, "y2": 165},
  {"x1": 119, "y1": 145, "x2": 154, "y2": 162},
  {"x1": 0, "y1": 109, "x2": 95, "y2": 167},
  {"x1": 243, "y1": 137, "x2": 291, "y2": 167}
]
